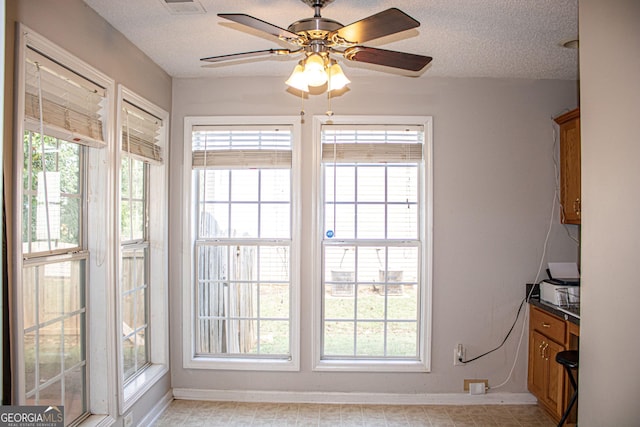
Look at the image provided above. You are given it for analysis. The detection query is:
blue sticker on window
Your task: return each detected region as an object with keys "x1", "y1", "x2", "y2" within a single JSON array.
[{"x1": 326, "y1": 230, "x2": 334, "y2": 238}]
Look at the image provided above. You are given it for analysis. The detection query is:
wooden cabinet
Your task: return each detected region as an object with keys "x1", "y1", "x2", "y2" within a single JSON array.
[
  {"x1": 554, "y1": 108, "x2": 581, "y2": 224},
  {"x1": 529, "y1": 330, "x2": 565, "y2": 418},
  {"x1": 528, "y1": 305, "x2": 579, "y2": 423}
]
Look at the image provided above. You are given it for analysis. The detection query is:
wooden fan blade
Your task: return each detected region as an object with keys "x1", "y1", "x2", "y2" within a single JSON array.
[
  {"x1": 331, "y1": 8, "x2": 419, "y2": 45},
  {"x1": 343, "y1": 46, "x2": 432, "y2": 72},
  {"x1": 218, "y1": 13, "x2": 300, "y2": 41},
  {"x1": 201, "y1": 49, "x2": 293, "y2": 63}
]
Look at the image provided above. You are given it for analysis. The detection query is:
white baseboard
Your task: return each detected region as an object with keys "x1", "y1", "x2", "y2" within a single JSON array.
[
  {"x1": 139, "y1": 389, "x2": 174, "y2": 427},
  {"x1": 172, "y1": 388, "x2": 537, "y2": 406}
]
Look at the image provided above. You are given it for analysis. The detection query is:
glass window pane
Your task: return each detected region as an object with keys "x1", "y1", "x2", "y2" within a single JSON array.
[
  {"x1": 333, "y1": 166, "x2": 355, "y2": 202},
  {"x1": 258, "y1": 246, "x2": 289, "y2": 282},
  {"x1": 388, "y1": 247, "x2": 419, "y2": 282},
  {"x1": 22, "y1": 132, "x2": 82, "y2": 255},
  {"x1": 325, "y1": 203, "x2": 355, "y2": 239},
  {"x1": 130, "y1": 200, "x2": 145, "y2": 240},
  {"x1": 357, "y1": 247, "x2": 384, "y2": 284},
  {"x1": 230, "y1": 246, "x2": 258, "y2": 281},
  {"x1": 227, "y1": 283, "x2": 258, "y2": 319},
  {"x1": 261, "y1": 169, "x2": 290, "y2": 202},
  {"x1": 122, "y1": 336, "x2": 135, "y2": 379},
  {"x1": 231, "y1": 170, "x2": 259, "y2": 201},
  {"x1": 324, "y1": 321, "x2": 354, "y2": 356},
  {"x1": 136, "y1": 329, "x2": 148, "y2": 366},
  {"x1": 38, "y1": 380, "x2": 62, "y2": 407},
  {"x1": 260, "y1": 320, "x2": 289, "y2": 355},
  {"x1": 199, "y1": 170, "x2": 229, "y2": 202},
  {"x1": 357, "y1": 167, "x2": 385, "y2": 202},
  {"x1": 64, "y1": 366, "x2": 86, "y2": 422},
  {"x1": 356, "y1": 286, "x2": 385, "y2": 320},
  {"x1": 387, "y1": 291, "x2": 418, "y2": 321},
  {"x1": 121, "y1": 200, "x2": 132, "y2": 239},
  {"x1": 229, "y1": 204, "x2": 258, "y2": 238},
  {"x1": 356, "y1": 322, "x2": 385, "y2": 356},
  {"x1": 122, "y1": 248, "x2": 146, "y2": 293},
  {"x1": 260, "y1": 203, "x2": 290, "y2": 238},
  {"x1": 39, "y1": 322, "x2": 62, "y2": 384},
  {"x1": 387, "y1": 322, "x2": 417, "y2": 357},
  {"x1": 387, "y1": 166, "x2": 417, "y2": 203},
  {"x1": 64, "y1": 314, "x2": 84, "y2": 368},
  {"x1": 259, "y1": 283, "x2": 289, "y2": 318},
  {"x1": 357, "y1": 204, "x2": 385, "y2": 238},
  {"x1": 60, "y1": 196, "x2": 81, "y2": 246},
  {"x1": 121, "y1": 157, "x2": 131, "y2": 198},
  {"x1": 130, "y1": 159, "x2": 145, "y2": 199},
  {"x1": 225, "y1": 319, "x2": 257, "y2": 354},
  {"x1": 198, "y1": 245, "x2": 229, "y2": 282},
  {"x1": 24, "y1": 331, "x2": 36, "y2": 395},
  {"x1": 200, "y1": 203, "x2": 229, "y2": 238},
  {"x1": 387, "y1": 204, "x2": 418, "y2": 239},
  {"x1": 324, "y1": 289, "x2": 355, "y2": 320},
  {"x1": 324, "y1": 246, "x2": 355, "y2": 282}
]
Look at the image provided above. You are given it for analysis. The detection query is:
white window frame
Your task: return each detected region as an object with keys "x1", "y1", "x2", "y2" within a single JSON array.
[
  {"x1": 14, "y1": 25, "x2": 117, "y2": 426},
  {"x1": 116, "y1": 86, "x2": 169, "y2": 414},
  {"x1": 182, "y1": 116, "x2": 301, "y2": 371},
  {"x1": 311, "y1": 115, "x2": 433, "y2": 373}
]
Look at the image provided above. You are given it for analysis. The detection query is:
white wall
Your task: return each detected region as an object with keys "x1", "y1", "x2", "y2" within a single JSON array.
[
  {"x1": 579, "y1": 1, "x2": 640, "y2": 424},
  {"x1": 170, "y1": 75, "x2": 578, "y2": 395}
]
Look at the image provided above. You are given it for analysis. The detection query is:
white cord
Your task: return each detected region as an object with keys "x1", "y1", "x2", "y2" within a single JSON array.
[
  {"x1": 491, "y1": 120, "x2": 565, "y2": 389},
  {"x1": 490, "y1": 189, "x2": 557, "y2": 390}
]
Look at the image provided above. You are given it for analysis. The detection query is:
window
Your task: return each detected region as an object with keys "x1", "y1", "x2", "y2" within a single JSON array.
[
  {"x1": 17, "y1": 27, "x2": 115, "y2": 425},
  {"x1": 22, "y1": 130, "x2": 88, "y2": 423},
  {"x1": 313, "y1": 116, "x2": 433, "y2": 372},
  {"x1": 183, "y1": 117, "x2": 300, "y2": 370},
  {"x1": 117, "y1": 87, "x2": 169, "y2": 411}
]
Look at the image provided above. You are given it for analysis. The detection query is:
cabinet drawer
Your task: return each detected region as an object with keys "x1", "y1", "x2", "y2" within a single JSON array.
[{"x1": 530, "y1": 306, "x2": 566, "y2": 344}]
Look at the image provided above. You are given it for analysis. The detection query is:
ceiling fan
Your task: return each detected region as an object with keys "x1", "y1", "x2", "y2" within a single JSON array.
[{"x1": 201, "y1": 0, "x2": 433, "y2": 93}]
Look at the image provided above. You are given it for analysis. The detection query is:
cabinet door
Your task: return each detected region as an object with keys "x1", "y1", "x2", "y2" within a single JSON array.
[
  {"x1": 528, "y1": 330, "x2": 566, "y2": 420},
  {"x1": 544, "y1": 338, "x2": 565, "y2": 419},
  {"x1": 528, "y1": 330, "x2": 547, "y2": 398},
  {"x1": 557, "y1": 110, "x2": 581, "y2": 224}
]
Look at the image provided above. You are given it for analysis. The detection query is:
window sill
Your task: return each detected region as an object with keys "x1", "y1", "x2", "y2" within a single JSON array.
[
  {"x1": 121, "y1": 363, "x2": 168, "y2": 414},
  {"x1": 185, "y1": 356, "x2": 299, "y2": 372},
  {"x1": 313, "y1": 359, "x2": 429, "y2": 373},
  {"x1": 79, "y1": 414, "x2": 116, "y2": 427}
]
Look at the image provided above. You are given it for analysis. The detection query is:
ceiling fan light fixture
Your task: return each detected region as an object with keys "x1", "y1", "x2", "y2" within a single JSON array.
[
  {"x1": 327, "y1": 61, "x2": 350, "y2": 91},
  {"x1": 285, "y1": 63, "x2": 310, "y2": 92},
  {"x1": 303, "y1": 53, "x2": 328, "y2": 87}
]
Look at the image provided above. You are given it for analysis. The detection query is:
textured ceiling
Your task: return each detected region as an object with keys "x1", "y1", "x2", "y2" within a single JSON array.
[{"x1": 83, "y1": 0, "x2": 579, "y2": 80}]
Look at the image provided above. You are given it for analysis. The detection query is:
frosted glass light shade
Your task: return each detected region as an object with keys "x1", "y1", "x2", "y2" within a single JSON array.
[
  {"x1": 327, "y1": 62, "x2": 350, "y2": 91},
  {"x1": 304, "y1": 54, "x2": 328, "y2": 87},
  {"x1": 285, "y1": 63, "x2": 309, "y2": 92}
]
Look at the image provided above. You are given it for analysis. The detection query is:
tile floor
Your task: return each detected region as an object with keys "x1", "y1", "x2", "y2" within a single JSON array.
[{"x1": 152, "y1": 400, "x2": 556, "y2": 426}]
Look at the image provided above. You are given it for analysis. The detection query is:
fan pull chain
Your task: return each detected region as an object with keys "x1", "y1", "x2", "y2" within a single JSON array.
[
  {"x1": 326, "y1": 89, "x2": 333, "y2": 117},
  {"x1": 299, "y1": 91, "x2": 305, "y2": 123}
]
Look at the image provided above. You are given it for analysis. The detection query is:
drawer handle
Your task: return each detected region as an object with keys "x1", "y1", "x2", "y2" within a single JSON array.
[{"x1": 542, "y1": 322, "x2": 551, "y2": 328}]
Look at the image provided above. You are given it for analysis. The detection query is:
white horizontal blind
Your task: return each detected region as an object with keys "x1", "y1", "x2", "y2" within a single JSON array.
[
  {"x1": 24, "y1": 47, "x2": 107, "y2": 147},
  {"x1": 192, "y1": 125, "x2": 292, "y2": 169},
  {"x1": 122, "y1": 100, "x2": 163, "y2": 164},
  {"x1": 321, "y1": 125, "x2": 424, "y2": 163}
]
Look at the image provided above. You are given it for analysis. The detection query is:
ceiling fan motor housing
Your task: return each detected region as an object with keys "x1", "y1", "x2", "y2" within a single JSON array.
[{"x1": 288, "y1": 17, "x2": 343, "y2": 41}]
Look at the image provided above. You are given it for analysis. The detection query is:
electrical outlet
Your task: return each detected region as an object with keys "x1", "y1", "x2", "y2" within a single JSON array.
[
  {"x1": 454, "y1": 344, "x2": 465, "y2": 366},
  {"x1": 464, "y1": 378, "x2": 489, "y2": 392},
  {"x1": 123, "y1": 413, "x2": 133, "y2": 427}
]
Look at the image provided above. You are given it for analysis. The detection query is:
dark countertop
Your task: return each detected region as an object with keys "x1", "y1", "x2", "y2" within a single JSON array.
[{"x1": 526, "y1": 283, "x2": 580, "y2": 326}]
